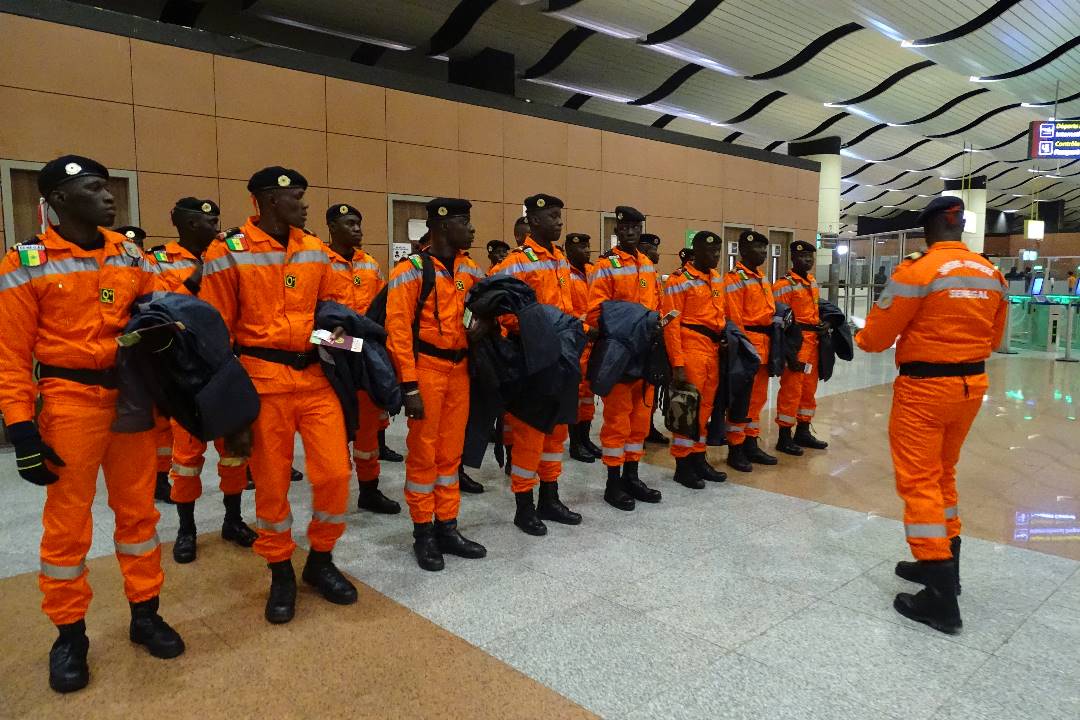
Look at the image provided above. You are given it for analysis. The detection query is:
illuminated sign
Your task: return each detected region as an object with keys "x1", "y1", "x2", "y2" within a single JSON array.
[{"x1": 1028, "y1": 120, "x2": 1080, "y2": 159}]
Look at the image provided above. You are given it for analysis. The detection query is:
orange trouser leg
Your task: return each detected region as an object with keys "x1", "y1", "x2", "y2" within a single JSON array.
[
  {"x1": 670, "y1": 345, "x2": 719, "y2": 458},
  {"x1": 352, "y1": 390, "x2": 382, "y2": 482},
  {"x1": 38, "y1": 400, "x2": 162, "y2": 625},
  {"x1": 776, "y1": 334, "x2": 819, "y2": 427},
  {"x1": 297, "y1": 390, "x2": 352, "y2": 553},
  {"x1": 728, "y1": 365, "x2": 770, "y2": 444},
  {"x1": 577, "y1": 344, "x2": 595, "y2": 422},
  {"x1": 538, "y1": 424, "x2": 569, "y2": 483},
  {"x1": 155, "y1": 416, "x2": 173, "y2": 473},
  {"x1": 213, "y1": 437, "x2": 250, "y2": 495},
  {"x1": 600, "y1": 379, "x2": 651, "y2": 466},
  {"x1": 510, "y1": 419, "x2": 569, "y2": 491},
  {"x1": 170, "y1": 422, "x2": 249, "y2": 502},
  {"x1": 405, "y1": 359, "x2": 468, "y2": 523},
  {"x1": 250, "y1": 393, "x2": 302, "y2": 562},
  {"x1": 889, "y1": 375, "x2": 985, "y2": 560}
]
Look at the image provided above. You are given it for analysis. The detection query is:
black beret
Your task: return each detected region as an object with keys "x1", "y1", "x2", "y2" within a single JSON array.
[
  {"x1": 38, "y1": 155, "x2": 109, "y2": 196},
  {"x1": 426, "y1": 197, "x2": 471, "y2": 219},
  {"x1": 524, "y1": 194, "x2": 564, "y2": 212},
  {"x1": 565, "y1": 232, "x2": 591, "y2": 246},
  {"x1": 916, "y1": 196, "x2": 964, "y2": 225},
  {"x1": 247, "y1": 166, "x2": 308, "y2": 193},
  {"x1": 114, "y1": 225, "x2": 147, "y2": 242},
  {"x1": 486, "y1": 240, "x2": 509, "y2": 252},
  {"x1": 614, "y1": 205, "x2": 645, "y2": 223},
  {"x1": 691, "y1": 230, "x2": 720, "y2": 248},
  {"x1": 327, "y1": 203, "x2": 362, "y2": 224},
  {"x1": 173, "y1": 197, "x2": 219, "y2": 216},
  {"x1": 790, "y1": 240, "x2": 816, "y2": 253},
  {"x1": 678, "y1": 248, "x2": 693, "y2": 262},
  {"x1": 738, "y1": 229, "x2": 769, "y2": 245},
  {"x1": 640, "y1": 233, "x2": 661, "y2": 247}
]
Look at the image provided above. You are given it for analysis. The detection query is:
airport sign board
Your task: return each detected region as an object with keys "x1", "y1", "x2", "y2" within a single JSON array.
[{"x1": 1029, "y1": 120, "x2": 1080, "y2": 159}]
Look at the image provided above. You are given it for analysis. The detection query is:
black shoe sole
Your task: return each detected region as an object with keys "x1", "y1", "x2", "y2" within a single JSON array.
[
  {"x1": 747, "y1": 456, "x2": 779, "y2": 465},
  {"x1": 437, "y1": 544, "x2": 488, "y2": 559},
  {"x1": 569, "y1": 451, "x2": 596, "y2": 463},
  {"x1": 776, "y1": 445, "x2": 804, "y2": 456},
  {"x1": 537, "y1": 509, "x2": 583, "y2": 525},
  {"x1": 604, "y1": 494, "x2": 635, "y2": 511},
  {"x1": 514, "y1": 519, "x2": 548, "y2": 536},
  {"x1": 130, "y1": 634, "x2": 186, "y2": 659},
  {"x1": 726, "y1": 462, "x2": 753, "y2": 473},
  {"x1": 265, "y1": 607, "x2": 295, "y2": 624},
  {"x1": 50, "y1": 674, "x2": 90, "y2": 694},
  {"x1": 893, "y1": 594, "x2": 962, "y2": 635},
  {"x1": 222, "y1": 529, "x2": 257, "y2": 548},
  {"x1": 301, "y1": 576, "x2": 358, "y2": 605},
  {"x1": 458, "y1": 483, "x2": 485, "y2": 495},
  {"x1": 674, "y1": 478, "x2": 706, "y2": 489}
]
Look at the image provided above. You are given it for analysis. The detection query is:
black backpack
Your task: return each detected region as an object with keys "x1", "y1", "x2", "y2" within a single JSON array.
[{"x1": 365, "y1": 253, "x2": 436, "y2": 355}]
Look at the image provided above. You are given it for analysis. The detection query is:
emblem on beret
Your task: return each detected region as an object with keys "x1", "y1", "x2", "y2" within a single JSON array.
[
  {"x1": 536, "y1": 198, "x2": 546, "y2": 208},
  {"x1": 617, "y1": 212, "x2": 624, "y2": 220},
  {"x1": 124, "y1": 230, "x2": 136, "y2": 240},
  {"x1": 708, "y1": 235, "x2": 716, "y2": 243},
  {"x1": 339, "y1": 205, "x2": 348, "y2": 215},
  {"x1": 201, "y1": 202, "x2": 212, "y2": 213},
  {"x1": 277, "y1": 175, "x2": 290, "y2": 187},
  {"x1": 438, "y1": 206, "x2": 448, "y2": 216},
  {"x1": 64, "y1": 162, "x2": 81, "y2": 175}
]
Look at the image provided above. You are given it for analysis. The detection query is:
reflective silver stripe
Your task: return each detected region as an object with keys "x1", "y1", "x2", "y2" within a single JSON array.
[
  {"x1": 774, "y1": 284, "x2": 797, "y2": 298},
  {"x1": 880, "y1": 275, "x2": 1006, "y2": 304},
  {"x1": 1, "y1": 257, "x2": 101, "y2": 291},
  {"x1": 601, "y1": 446, "x2": 623, "y2": 457},
  {"x1": 698, "y1": 436, "x2": 706, "y2": 443},
  {"x1": 777, "y1": 414, "x2": 796, "y2": 424},
  {"x1": 798, "y1": 408, "x2": 816, "y2": 417},
  {"x1": 156, "y1": 446, "x2": 172, "y2": 456},
  {"x1": 40, "y1": 560, "x2": 86, "y2": 579},
  {"x1": 944, "y1": 506, "x2": 958, "y2": 519},
  {"x1": 219, "y1": 456, "x2": 246, "y2": 467},
  {"x1": 510, "y1": 465, "x2": 537, "y2": 479},
  {"x1": 624, "y1": 443, "x2": 644, "y2": 453},
  {"x1": 288, "y1": 250, "x2": 329, "y2": 265},
  {"x1": 725, "y1": 424, "x2": 742, "y2": 433},
  {"x1": 672, "y1": 437, "x2": 695, "y2": 447},
  {"x1": 540, "y1": 452, "x2": 563, "y2": 462},
  {"x1": 436, "y1": 474, "x2": 457, "y2": 486},
  {"x1": 171, "y1": 463, "x2": 201, "y2": 477},
  {"x1": 747, "y1": 422, "x2": 760, "y2": 430},
  {"x1": 115, "y1": 532, "x2": 160, "y2": 556},
  {"x1": 458, "y1": 265, "x2": 484, "y2": 279},
  {"x1": 389, "y1": 268, "x2": 422, "y2": 289},
  {"x1": 162, "y1": 259, "x2": 198, "y2": 271},
  {"x1": 353, "y1": 261, "x2": 379, "y2": 272},
  {"x1": 203, "y1": 250, "x2": 287, "y2": 277},
  {"x1": 104, "y1": 254, "x2": 161, "y2": 274},
  {"x1": 725, "y1": 280, "x2": 745, "y2": 293},
  {"x1": 593, "y1": 265, "x2": 638, "y2": 280},
  {"x1": 332, "y1": 261, "x2": 350, "y2": 272},
  {"x1": 352, "y1": 449, "x2": 377, "y2": 460},
  {"x1": 905, "y1": 523, "x2": 947, "y2": 538},
  {"x1": 664, "y1": 279, "x2": 704, "y2": 296},
  {"x1": 257, "y1": 513, "x2": 293, "y2": 532},
  {"x1": 312, "y1": 510, "x2": 346, "y2": 524},
  {"x1": 0, "y1": 268, "x2": 31, "y2": 291},
  {"x1": 405, "y1": 480, "x2": 434, "y2": 494},
  {"x1": 579, "y1": 397, "x2": 594, "y2": 405}
]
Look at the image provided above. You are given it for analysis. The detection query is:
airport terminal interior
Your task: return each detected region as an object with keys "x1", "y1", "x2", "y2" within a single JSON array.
[{"x1": 1, "y1": 0, "x2": 1079, "y2": 718}]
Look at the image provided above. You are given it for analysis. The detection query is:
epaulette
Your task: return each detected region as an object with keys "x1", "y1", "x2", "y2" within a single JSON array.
[
  {"x1": 903, "y1": 251, "x2": 924, "y2": 263},
  {"x1": 222, "y1": 228, "x2": 247, "y2": 252},
  {"x1": 408, "y1": 254, "x2": 424, "y2": 270},
  {"x1": 120, "y1": 241, "x2": 144, "y2": 260},
  {"x1": 15, "y1": 241, "x2": 47, "y2": 267}
]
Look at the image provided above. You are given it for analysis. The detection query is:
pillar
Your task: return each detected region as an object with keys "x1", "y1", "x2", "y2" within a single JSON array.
[
  {"x1": 943, "y1": 176, "x2": 987, "y2": 253},
  {"x1": 789, "y1": 137, "x2": 841, "y2": 302}
]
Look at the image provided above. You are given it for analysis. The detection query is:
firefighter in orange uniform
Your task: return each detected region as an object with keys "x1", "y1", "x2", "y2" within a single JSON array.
[
  {"x1": 773, "y1": 240, "x2": 829, "y2": 455},
  {"x1": 490, "y1": 194, "x2": 583, "y2": 535},
  {"x1": 662, "y1": 231, "x2": 728, "y2": 489},
  {"x1": 387, "y1": 198, "x2": 487, "y2": 571},
  {"x1": 325, "y1": 202, "x2": 401, "y2": 515},
  {"x1": 857, "y1": 196, "x2": 1007, "y2": 634},
  {"x1": 566, "y1": 232, "x2": 602, "y2": 462},
  {"x1": 152, "y1": 197, "x2": 257, "y2": 564},
  {"x1": 200, "y1": 167, "x2": 357, "y2": 623},
  {"x1": 724, "y1": 230, "x2": 779, "y2": 472},
  {"x1": 0, "y1": 156, "x2": 184, "y2": 693},
  {"x1": 587, "y1": 206, "x2": 663, "y2": 510},
  {"x1": 486, "y1": 239, "x2": 510, "y2": 268}
]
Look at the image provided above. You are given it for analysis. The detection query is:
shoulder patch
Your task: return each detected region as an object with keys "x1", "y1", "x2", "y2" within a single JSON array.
[
  {"x1": 16, "y1": 243, "x2": 47, "y2": 267},
  {"x1": 224, "y1": 232, "x2": 248, "y2": 252},
  {"x1": 523, "y1": 247, "x2": 539, "y2": 262},
  {"x1": 737, "y1": 269, "x2": 748, "y2": 280},
  {"x1": 682, "y1": 269, "x2": 694, "y2": 280},
  {"x1": 904, "y1": 251, "x2": 924, "y2": 263},
  {"x1": 408, "y1": 254, "x2": 424, "y2": 271},
  {"x1": 610, "y1": 256, "x2": 622, "y2": 269},
  {"x1": 153, "y1": 249, "x2": 169, "y2": 263}
]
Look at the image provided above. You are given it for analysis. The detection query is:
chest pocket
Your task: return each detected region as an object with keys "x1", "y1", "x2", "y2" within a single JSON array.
[
  {"x1": 99, "y1": 256, "x2": 146, "y2": 330},
  {"x1": 282, "y1": 249, "x2": 326, "y2": 314}
]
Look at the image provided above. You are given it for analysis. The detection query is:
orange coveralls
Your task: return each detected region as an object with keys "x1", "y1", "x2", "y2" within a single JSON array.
[
  {"x1": 723, "y1": 262, "x2": 774, "y2": 445},
  {"x1": 386, "y1": 252, "x2": 483, "y2": 523},
  {"x1": 856, "y1": 242, "x2": 1007, "y2": 560},
  {"x1": 327, "y1": 246, "x2": 387, "y2": 482},
  {"x1": 773, "y1": 271, "x2": 821, "y2": 428},
  {"x1": 153, "y1": 240, "x2": 249, "y2": 502},
  {"x1": 490, "y1": 237, "x2": 578, "y2": 493},
  {"x1": 570, "y1": 261, "x2": 595, "y2": 422},
  {"x1": 0, "y1": 227, "x2": 166, "y2": 625},
  {"x1": 661, "y1": 263, "x2": 727, "y2": 457},
  {"x1": 587, "y1": 247, "x2": 660, "y2": 467},
  {"x1": 200, "y1": 218, "x2": 352, "y2": 563}
]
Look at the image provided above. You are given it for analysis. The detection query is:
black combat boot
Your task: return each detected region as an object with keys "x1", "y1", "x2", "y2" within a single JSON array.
[
  {"x1": 793, "y1": 421, "x2": 828, "y2": 449},
  {"x1": 378, "y1": 430, "x2": 404, "y2": 462},
  {"x1": 568, "y1": 424, "x2": 596, "y2": 463},
  {"x1": 893, "y1": 559, "x2": 962, "y2": 634},
  {"x1": 775, "y1": 427, "x2": 804, "y2": 456},
  {"x1": 579, "y1": 421, "x2": 602, "y2": 458},
  {"x1": 129, "y1": 596, "x2": 185, "y2": 658},
  {"x1": 673, "y1": 456, "x2": 704, "y2": 489},
  {"x1": 172, "y1": 501, "x2": 197, "y2": 564},
  {"x1": 357, "y1": 479, "x2": 402, "y2": 513},
  {"x1": 743, "y1": 436, "x2": 778, "y2": 465},
  {"x1": 154, "y1": 472, "x2": 174, "y2": 504},
  {"x1": 457, "y1": 468, "x2": 485, "y2": 494},
  {"x1": 434, "y1": 518, "x2": 487, "y2": 558},
  {"x1": 691, "y1": 452, "x2": 727, "y2": 483},
  {"x1": 896, "y1": 537, "x2": 962, "y2": 595},
  {"x1": 265, "y1": 559, "x2": 297, "y2": 624},
  {"x1": 726, "y1": 442, "x2": 753, "y2": 473},
  {"x1": 302, "y1": 550, "x2": 358, "y2": 605},
  {"x1": 413, "y1": 522, "x2": 445, "y2": 572},
  {"x1": 623, "y1": 461, "x2": 662, "y2": 503},
  {"x1": 221, "y1": 492, "x2": 257, "y2": 546},
  {"x1": 537, "y1": 481, "x2": 582, "y2": 524},
  {"x1": 514, "y1": 489, "x2": 548, "y2": 536},
  {"x1": 49, "y1": 620, "x2": 89, "y2": 693},
  {"x1": 604, "y1": 465, "x2": 635, "y2": 511}
]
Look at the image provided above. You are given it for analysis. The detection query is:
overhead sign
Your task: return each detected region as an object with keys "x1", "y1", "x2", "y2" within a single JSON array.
[{"x1": 1029, "y1": 120, "x2": 1080, "y2": 159}]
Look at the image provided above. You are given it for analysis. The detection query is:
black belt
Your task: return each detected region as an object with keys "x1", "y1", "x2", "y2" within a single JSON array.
[
  {"x1": 37, "y1": 364, "x2": 118, "y2": 389},
  {"x1": 899, "y1": 361, "x2": 985, "y2": 378},
  {"x1": 745, "y1": 325, "x2": 771, "y2": 334},
  {"x1": 416, "y1": 340, "x2": 467, "y2": 363},
  {"x1": 798, "y1": 323, "x2": 823, "y2": 332},
  {"x1": 236, "y1": 345, "x2": 318, "y2": 370},
  {"x1": 684, "y1": 323, "x2": 724, "y2": 343}
]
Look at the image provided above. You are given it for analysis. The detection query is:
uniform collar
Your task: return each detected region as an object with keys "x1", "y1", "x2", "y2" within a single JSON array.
[
  {"x1": 926, "y1": 241, "x2": 967, "y2": 252},
  {"x1": 41, "y1": 225, "x2": 125, "y2": 255},
  {"x1": 736, "y1": 261, "x2": 763, "y2": 278},
  {"x1": 430, "y1": 249, "x2": 468, "y2": 273},
  {"x1": 242, "y1": 216, "x2": 305, "y2": 248},
  {"x1": 681, "y1": 262, "x2": 714, "y2": 281},
  {"x1": 167, "y1": 241, "x2": 199, "y2": 262},
  {"x1": 325, "y1": 245, "x2": 350, "y2": 264},
  {"x1": 787, "y1": 270, "x2": 814, "y2": 285},
  {"x1": 613, "y1": 245, "x2": 645, "y2": 264},
  {"x1": 524, "y1": 235, "x2": 562, "y2": 259}
]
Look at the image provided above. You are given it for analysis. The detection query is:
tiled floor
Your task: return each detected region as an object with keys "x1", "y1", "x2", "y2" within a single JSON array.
[{"x1": 1, "y1": 348, "x2": 1079, "y2": 718}]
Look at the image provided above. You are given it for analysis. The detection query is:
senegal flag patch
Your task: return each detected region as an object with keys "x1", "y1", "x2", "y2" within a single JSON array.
[
  {"x1": 17, "y1": 244, "x2": 46, "y2": 267},
  {"x1": 409, "y1": 254, "x2": 424, "y2": 271},
  {"x1": 523, "y1": 247, "x2": 539, "y2": 262},
  {"x1": 225, "y1": 234, "x2": 247, "y2": 252},
  {"x1": 153, "y1": 250, "x2": 169, "y2": 263},
  {"x1": 610, "y1": 256, "x2": 622, "y2": 269}
]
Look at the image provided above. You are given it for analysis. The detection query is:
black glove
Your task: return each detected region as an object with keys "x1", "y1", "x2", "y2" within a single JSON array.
[{"x1": 7, "y1": 421, "x2": 65, "y2": 486}]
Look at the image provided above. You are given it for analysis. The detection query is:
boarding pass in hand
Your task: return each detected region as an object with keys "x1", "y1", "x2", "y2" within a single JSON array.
[{"x1": 309, "y1": 329, "x2": 364, "y2": 353}]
